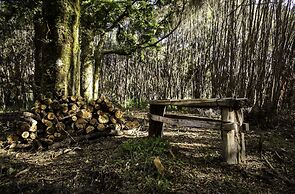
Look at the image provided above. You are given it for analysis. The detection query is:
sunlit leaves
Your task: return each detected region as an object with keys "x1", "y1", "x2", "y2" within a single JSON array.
[{"x1": 81, "y1": 0, "x2": 184, "y2": 53}]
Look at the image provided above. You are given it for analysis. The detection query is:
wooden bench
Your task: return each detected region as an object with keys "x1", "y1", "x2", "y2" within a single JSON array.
[{"x1": 148, "y1": 98, "x2": 250, "y2": 164}]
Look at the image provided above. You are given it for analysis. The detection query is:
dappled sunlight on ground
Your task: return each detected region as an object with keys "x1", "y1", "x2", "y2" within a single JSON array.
[{"x1": 1, "y1": 111, "x2": 295, "y2": 193}]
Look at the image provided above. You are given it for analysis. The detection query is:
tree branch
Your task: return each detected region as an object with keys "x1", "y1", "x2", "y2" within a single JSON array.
[
  {"x1": 101, "y1": 1, "x2": 186, "y2": 56},
  {"x1": 105, "y1": 0, "x2": 139, "y2": 32}
]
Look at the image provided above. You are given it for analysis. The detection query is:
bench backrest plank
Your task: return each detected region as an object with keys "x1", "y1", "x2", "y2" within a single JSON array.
[{"x1": 149, "y1": 113, "x2": 235, "y2": 131}]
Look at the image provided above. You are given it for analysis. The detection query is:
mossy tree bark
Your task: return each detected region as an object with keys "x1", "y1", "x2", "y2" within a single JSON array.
[
  {"x1": 35, "y1": 0, "x2": 80, "y2": 98},
  {"x1": 93, "y1": 33, "x2": 106, "y2": 99},
  {"x1": 80, "y1": 31, "x2": 106, "y2": 101},
  {"x1": 81, "y1": 30, "x2": 94, "y2": 101}
]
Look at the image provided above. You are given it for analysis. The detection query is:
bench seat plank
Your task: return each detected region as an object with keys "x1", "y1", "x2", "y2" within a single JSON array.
[{"x1": 150, "y1": 98, "x2": 249, "y2": 108}]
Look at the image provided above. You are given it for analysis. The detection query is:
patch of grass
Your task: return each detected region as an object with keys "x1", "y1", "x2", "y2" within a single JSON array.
[
  {"x1": 144, "y1": 175, "x2": 172, "y2": 193},
  {"x1": 120, "y1": 137, "x2": 170, "y2": 159},
  {"x1": 117, "y1": 137, "x2": 173, "y2": 192},
  {"x1": 125, "y1": 98, "x2": 149, "y2": 109}
]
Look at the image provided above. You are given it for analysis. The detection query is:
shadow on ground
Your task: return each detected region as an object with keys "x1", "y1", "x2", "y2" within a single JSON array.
[{"x1": 1, "y1": 123, "x2": 295, "y2": 193}]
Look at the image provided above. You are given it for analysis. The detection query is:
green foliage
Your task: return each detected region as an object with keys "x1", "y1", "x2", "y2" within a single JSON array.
[
  {"x1": 119, "y1": 137, "x2": 173, "y2": 193},
  {"x1": 166, "y1": 105, "x2": 180, "y2": 111},
  {"x1": 144, "y1": 175, "x2": 172, "y2": 193},
  {"x1": 0, "y1": 0, "x2": 40, "y2": 27},
  {"x1": 81, "y1": 0, "x2": 184, "y2": 54},
  {"x1": 120, "y1": 137, "x2": 170, "y2": 158},
  {"x1": 125, "y1": 98, "x2": 148, "y2": 109}
]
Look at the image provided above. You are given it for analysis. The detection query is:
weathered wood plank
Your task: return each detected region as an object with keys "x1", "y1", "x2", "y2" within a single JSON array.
[
  {"x1": 164, "y1": 113, "x2": 222, "y2": 123},
  {"x1": 149, "y1": 114, "x2": 236, "y2": 131},
  {"x1": 150, "y1": 98, "x2": 249, "y2": 108}
]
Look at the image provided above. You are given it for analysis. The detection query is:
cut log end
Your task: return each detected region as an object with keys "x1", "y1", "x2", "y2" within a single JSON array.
[
  {"x1": 85, "y1": 125, "x2": 95, "y2": 134},
  {"x1": 21, "y1": 131, "x2": 30, "y2": 139},
  {"x1": 30, "y1": 132, "x2": 37, "y2": 140},
  {"x1": 98, "y1": 114, "x2": 109, "y2": 124},
  {"x1": 47, "y1": 112, "x2": 55, "y2": 120},
  {"x1": 115, "y1": 110, "x2": 124, "y2": 119},
  {"x1": 97, "y1": 124, "x2": 106, "y2": 131}
]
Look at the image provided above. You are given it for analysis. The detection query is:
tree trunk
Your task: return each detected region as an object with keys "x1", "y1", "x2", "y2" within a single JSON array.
[
  {"x1": 80, "y1": 32, "x2": 105, "y2": 101},
  {"x1": 81, "y1": 30, "x2": 94, "y2": 101},
  {"x1": 35, "y1": 0, "x2": 81, "y2": 97},
  {"x1": 93, "y1": 33, "x2": 106, "y2": 99}
]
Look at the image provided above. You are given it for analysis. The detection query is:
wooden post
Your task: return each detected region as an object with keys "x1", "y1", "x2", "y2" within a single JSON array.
[
  {"x1": 242, "y1": 123, "x2": 250, "y2": 131},
  {"x1": 149, "y1": 104, "x2": 166, "y2": 137},
  {"x1": 221, "y1": 108, "x2": 237, "y2": 164},
  {"x1": 221, "y1": 108, "x2": 246, "y2": 164},
  {"x1": 236, "y1": 109, "x2": 246, "y2": 163},
  {"x1": 240, "y1": 132, "x2": 246, "y2": 162}
]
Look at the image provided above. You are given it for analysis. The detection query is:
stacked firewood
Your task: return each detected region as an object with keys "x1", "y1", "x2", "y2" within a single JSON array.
[{"x1": 11, "y1": 95, "x2": 126, "y2": 145}]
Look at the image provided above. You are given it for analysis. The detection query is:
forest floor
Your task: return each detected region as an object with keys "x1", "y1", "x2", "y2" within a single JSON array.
[{"x1": 0, "y1": 110, "x2": 295, "y2": 194}]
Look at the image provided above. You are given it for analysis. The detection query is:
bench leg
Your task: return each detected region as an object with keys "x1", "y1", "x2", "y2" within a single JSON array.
[
  {"x1": 221, "y1": 108, "x2": 246, "y2": 164},
  {"x1": 236, "y1": 109, "x2": 246, "y2": 163},
  {"x1": 149, "y1": 105, "x2": 166, "y2": 137}
]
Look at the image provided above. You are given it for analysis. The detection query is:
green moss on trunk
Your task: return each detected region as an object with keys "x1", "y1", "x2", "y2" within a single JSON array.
[
  {"x1": 93, "y1": 33, "x2": 106, "y2": 99},
  {"x1": 81, "y1": 30, "x2": 94, "y2": 101},
  {"x1": 37, "y1": 0, "x2": 80, "y2": 97},
  {"x1": 80, "y1": 31, "x2": 105, "y2": 101}
]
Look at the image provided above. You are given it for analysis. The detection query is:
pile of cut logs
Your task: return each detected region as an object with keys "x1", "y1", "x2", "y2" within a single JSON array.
[{"x1": 4, "y1": 95, "x2": 127, "y2": 148}]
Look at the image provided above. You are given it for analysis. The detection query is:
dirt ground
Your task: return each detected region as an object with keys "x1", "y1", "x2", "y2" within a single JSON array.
[{"x1": 1, "y1": 111, "x2": 295, "y2": 194}]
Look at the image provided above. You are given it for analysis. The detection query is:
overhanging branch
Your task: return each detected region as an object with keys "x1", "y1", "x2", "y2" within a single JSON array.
[{"x1": 101, "y1": 1, "x2": 186, "y2": 56}]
